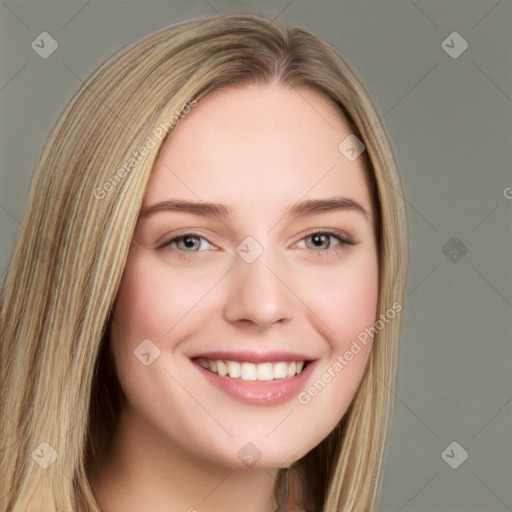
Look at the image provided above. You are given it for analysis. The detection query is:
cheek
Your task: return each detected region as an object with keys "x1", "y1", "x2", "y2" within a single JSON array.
[
  {"x1": 292, "y1": 252, "x2": 378, "y2": 446},
  {"x1": 308, "y1": 249, "x2": 379, "y2": 350},
  {"x1": 108, "y1": 257, "x2": 176, "y2": 380},
  {"x1": 112, "y1": 255, "x2": 204, "y2": 344},
  {"x1": 109, "y1": 252, "x2": 225, "y2": 385},
  {"x1": 112, "y1": 269, "x2": 164, "y2": 342},
  {"x1": 340, "y1": 257, "x2": 379, "y2": 338}
]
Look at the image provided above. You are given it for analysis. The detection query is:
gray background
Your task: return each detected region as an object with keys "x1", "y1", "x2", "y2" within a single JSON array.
[{"x1": 1, "y1": 1, "x2": 511, "y2": 510}]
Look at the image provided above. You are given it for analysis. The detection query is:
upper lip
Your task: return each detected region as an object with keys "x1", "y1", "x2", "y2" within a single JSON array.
[{"x1": 190, "y1": 350, "x2": 314, "y2": 363}]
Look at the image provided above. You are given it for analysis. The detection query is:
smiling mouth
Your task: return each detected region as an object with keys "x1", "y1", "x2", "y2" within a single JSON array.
[{"x1": 195, "y1": 357, "x2": 309, "y2": 382}]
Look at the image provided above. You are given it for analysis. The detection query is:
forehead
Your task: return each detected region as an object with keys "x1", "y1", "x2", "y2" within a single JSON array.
[{"x1": 143, "y1": 83, "x2": 374, "y2": 222}]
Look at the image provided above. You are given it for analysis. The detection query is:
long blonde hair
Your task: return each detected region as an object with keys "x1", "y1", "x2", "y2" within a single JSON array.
[{"x1": 0, "y1": 14, "x2": 407, "y2": 511}]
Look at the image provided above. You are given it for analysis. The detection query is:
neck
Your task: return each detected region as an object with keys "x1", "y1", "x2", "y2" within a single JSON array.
[{"x1": 88, "y1": 406, "x2": 279, "y2": 512}]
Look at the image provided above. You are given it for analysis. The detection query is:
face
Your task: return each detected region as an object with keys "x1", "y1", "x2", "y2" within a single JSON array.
[{"x1": 109, "y1": 83, "x2": 379, "y2": 469}]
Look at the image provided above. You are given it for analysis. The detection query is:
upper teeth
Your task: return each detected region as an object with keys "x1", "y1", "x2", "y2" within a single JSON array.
[{"x1": 197, "y1": 358, "x2": 305, "y2": 381}]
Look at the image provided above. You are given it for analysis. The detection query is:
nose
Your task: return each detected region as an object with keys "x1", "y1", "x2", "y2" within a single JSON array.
[{"x1": 223, "y1": 247, "x2": 296, "y2": 330}]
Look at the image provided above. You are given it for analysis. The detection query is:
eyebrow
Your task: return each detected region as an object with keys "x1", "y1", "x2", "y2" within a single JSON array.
[{"x1": 138, "y1": 196, "x2": 371, "y2": 222}]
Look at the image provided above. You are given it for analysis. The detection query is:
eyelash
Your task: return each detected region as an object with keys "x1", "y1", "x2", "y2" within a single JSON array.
[{"x1": 158, "y1": 229, "x2": 355, "y2": 262}]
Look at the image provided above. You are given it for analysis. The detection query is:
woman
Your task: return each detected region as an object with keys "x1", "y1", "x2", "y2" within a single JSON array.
[{"x1": 0, "y1": 13, "x2": 407, "y2": 512}]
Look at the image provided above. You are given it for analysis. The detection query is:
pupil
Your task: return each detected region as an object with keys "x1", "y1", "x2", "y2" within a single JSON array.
[
  {"x1": 184, "y1": 236, "x2": 197, "y2": 249},
  {"x1": 312, "y1": 234, "x2": 326, "y2": 247}
]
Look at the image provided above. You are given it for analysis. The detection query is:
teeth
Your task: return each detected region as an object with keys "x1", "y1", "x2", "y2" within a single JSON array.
[
  {"x1": 227, "y1": 360, "x2": 241, "y2": 378},
  {"x1": 217, "y1": 360, "x2": 228, "y2": 377},
  {"x1": 198, "y1": 358, "x2": 210, "y2": 370},
  {"x1": 197, "y1": 358, "x2": 306, "y2": 381},
  {"x1": 240, "y1": 362, "x2": 257, "y2": 381},
  {"x1": 256, "y1": 362, "x2": 274, "y2": 381},
  {"x1": 273, "y1": 362, "x2": 288, "y2": 379}
]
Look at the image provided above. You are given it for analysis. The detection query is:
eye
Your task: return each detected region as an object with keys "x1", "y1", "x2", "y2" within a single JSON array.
[
  {"x1": 157, "y1": 229, "x2": 355, "y2": 262},
  {"x1": 160, "y1": 233, "x2": 213, "y2": 253},
  {"x1": 296, "y1": 229, "x2": 354, "y2": 255}
]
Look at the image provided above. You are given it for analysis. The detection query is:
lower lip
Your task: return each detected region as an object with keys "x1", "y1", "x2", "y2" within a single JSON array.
[{"x1": 194, "y1": 360, "x2": 316, "y2": 406}]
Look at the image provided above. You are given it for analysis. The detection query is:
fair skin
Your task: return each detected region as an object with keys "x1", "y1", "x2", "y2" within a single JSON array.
[{"x1": 89, "y1": 82, "x2": 379, "y2": 511}]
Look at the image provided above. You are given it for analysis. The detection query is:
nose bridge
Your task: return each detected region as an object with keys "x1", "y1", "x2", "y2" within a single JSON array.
[{"x1": 222, "y1": 237, "x2": 296, "y2": 328}]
